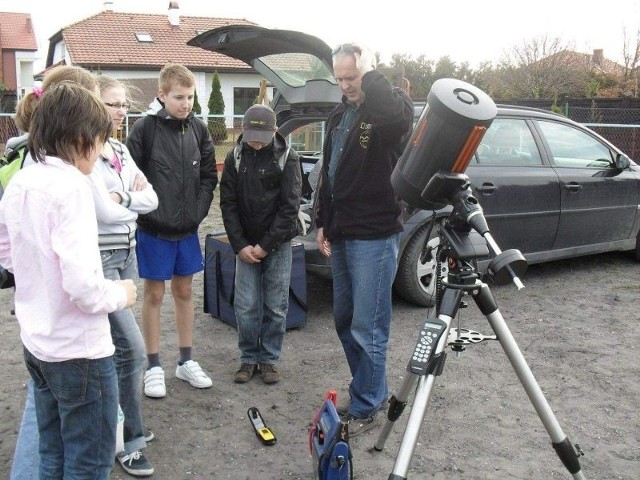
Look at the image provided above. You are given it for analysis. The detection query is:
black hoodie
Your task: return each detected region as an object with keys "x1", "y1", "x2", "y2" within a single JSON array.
[
  {"x1": 220, "y1": 132, "x2": 302, "y2": 254},
  {"x1": 126, "y1": 99, "x2": 217, "y2": 240},
  {"x1": 316, "y1": 70, "x2": 413, "y2": 240}
]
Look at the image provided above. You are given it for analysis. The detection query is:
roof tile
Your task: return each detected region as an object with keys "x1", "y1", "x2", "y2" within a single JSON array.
[
  {"x1": 0, "y1": 12, "x2": 38, "y2": 51},
  {"x1": 61, "y1": 11, "x2": 254, "y2": 70}
]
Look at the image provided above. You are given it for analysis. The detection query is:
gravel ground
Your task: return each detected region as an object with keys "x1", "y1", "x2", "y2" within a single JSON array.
[{"x1": 1, "y1": 192, "x2": 639, "y2": 479}]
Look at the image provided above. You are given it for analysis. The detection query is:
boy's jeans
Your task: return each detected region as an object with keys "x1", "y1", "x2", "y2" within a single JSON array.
[
  {"x1": 24, "y1": 348, "x2": 118, "y2": 480},
  {"x1": 234, "y1": 242, "x2": 292, "y2": 364},
  {"x1": 10, "y1": 379, "x2": 38, "y2": 480}
]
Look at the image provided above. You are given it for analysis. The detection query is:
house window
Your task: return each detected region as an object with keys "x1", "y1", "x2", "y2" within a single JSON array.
[
  {"x1": 135, "y1": 32, "x2": 153, "y2": 42},
  {"x1": 233, "y1": 87, "x2": 259, "y2": 119}
]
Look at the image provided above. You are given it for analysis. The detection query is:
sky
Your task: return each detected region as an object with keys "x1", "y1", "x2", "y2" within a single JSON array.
[{"x1": 1, "y1": 0, "x2": 639, "y2": 71}]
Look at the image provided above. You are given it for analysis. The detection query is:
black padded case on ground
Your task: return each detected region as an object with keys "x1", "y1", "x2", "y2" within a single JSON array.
[{"x1": 204, "y1": 233, "x2": 308, "y2": 329}]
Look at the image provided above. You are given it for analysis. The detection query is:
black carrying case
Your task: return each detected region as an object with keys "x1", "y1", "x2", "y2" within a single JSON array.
[{"x1": 203, "y1": 233, "x2": 308, "y2": 329}]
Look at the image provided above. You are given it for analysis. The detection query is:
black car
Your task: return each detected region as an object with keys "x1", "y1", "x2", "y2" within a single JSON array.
[{"x1": 189, "y1": 26, "x2": 640, "y2": 306}]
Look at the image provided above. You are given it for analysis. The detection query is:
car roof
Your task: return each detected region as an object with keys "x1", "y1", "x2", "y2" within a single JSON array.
[{"x1": 496, "y1": 104, "x2": 564, "y2": 119}]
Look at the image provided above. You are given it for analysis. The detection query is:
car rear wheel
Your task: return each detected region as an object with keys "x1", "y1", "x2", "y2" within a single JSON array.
[{"x1": 394, "y1": 222, "x2": 445, "y2": 307}]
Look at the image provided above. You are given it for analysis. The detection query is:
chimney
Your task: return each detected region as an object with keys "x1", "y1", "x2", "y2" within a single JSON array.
[
  {"x1": 103, "y1": 0, "x2": 114, "y2": 11},
  {"x1": 593, "y1": 49, "x2": 604, "y2": 66},
  {"x1": 168, "y1": 1, "x2": 180, "y2": 27}
]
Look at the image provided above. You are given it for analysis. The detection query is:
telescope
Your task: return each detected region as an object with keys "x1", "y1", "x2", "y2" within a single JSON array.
[
  {"x1": 391, "y1": 78, "x2": 497, "y2": 210},
  {"x1": 379, "y1": 79, "x2": 586, "y2": 480}
]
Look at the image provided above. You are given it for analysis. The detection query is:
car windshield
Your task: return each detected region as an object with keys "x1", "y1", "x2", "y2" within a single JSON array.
[{"x1": 260, "y1": 53, "x2": 336, "y2": 87}]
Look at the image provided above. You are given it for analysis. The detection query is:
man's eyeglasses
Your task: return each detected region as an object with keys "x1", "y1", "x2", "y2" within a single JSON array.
[
  {"x1": 332, "y1": 43, "x2": 362, "y2": 56},
  {"x1": 104, "y1": 102, "x2": 131, "y2": 110}
]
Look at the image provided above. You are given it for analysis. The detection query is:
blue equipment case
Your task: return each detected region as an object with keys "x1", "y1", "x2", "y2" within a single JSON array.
[
  {"x1": 203, "y1": 232, "x2": 308, "y2": 329},
  {"x1": 309, "y1": 397, "x2": 352, "y2": 480}
]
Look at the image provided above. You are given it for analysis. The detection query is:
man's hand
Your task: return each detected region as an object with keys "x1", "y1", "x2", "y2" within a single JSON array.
[
  {"x1": 316, "y1": 227, "x2": 331, "y2": 257},
  {"x1": 355, "y1": 47, "x2": 376, "y2": 76}
]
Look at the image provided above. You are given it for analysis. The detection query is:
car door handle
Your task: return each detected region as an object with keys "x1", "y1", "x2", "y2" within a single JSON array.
[
  {"x1": 476, "y1": 184, "x2": 497, "y2": 195},
  {"x1": 564, "y1": 183, "x2": 583, "y2": 193}
]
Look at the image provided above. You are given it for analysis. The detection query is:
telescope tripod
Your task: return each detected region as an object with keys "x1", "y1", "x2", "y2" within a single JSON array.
[{"x1": 374, "y1": 175, "x2": 586, "y2": 479}]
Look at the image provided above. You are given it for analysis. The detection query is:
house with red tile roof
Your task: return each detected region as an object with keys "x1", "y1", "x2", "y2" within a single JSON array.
[
  {"x1": 43, "y1": 2, "x2": 267, "y2": 125},
  {"x1": 0, "y1": 11, "x2": 38, "y2": 111}
]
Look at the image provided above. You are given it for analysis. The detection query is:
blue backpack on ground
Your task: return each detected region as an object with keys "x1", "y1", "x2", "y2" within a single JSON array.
[{"x1": 309, "y1": 392, "x2": 353, "y2": 480}]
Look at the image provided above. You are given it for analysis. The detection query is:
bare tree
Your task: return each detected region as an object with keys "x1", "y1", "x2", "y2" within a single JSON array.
[
  {"x1": 496, "y1": 34, "x2": 590, "y2": 99},
  {"x1": 384, "y1": 31, "x2": 639, "y2": 101},
  {"x1": 620, "y1": 27, "x2": 640, "y2": 97}
]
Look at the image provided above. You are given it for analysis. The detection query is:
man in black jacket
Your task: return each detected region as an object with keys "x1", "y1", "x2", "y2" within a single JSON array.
[
  {"x1": 220, "y1": 104, "x2": 302, "y2": 385},
  {"x1": 316, "y1": 43, "x2": 413, "y2": 436}
]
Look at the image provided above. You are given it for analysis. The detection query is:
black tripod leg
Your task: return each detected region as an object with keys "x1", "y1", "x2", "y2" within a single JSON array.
[
  {"x1": 386, "y1": 372, "x2": 441, "y2": 480},
  {"x1": 379, "y1": 287, "x2": 462, "y2": 479},
  {"x1": 374, "y1": 371, "x2": 419, "y2": 452},
  {"x1": 474, "y1": 284, "x2": 586, "y2": 479}
]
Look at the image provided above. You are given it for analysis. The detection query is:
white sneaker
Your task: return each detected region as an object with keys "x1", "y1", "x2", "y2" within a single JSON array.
[
  {"x1": 143, "y1": 367, "x2": 166, "y2": 398},
  {"x1": 175, "y1": 360, "x2": 212, "y2": 389}
]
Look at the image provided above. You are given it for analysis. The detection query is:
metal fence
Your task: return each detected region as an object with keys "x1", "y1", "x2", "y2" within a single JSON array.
[
  {"x1": 564, "y1": 107, "x2": 640, "y2": 161},
  {"x1": 1, "y1": 111, "x2": 639, "y2": 161}
]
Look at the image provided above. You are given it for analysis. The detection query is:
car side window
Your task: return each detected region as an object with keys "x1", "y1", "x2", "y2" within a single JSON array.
[
  {"x1": 536, "y1": 120, "x2": 614, "y2": 168},
  {"x1": 474, "y1": 119, "x2": 542, "y2": 166}
]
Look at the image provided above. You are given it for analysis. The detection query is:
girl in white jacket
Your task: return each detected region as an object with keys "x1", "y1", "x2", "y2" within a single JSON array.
[{"x1": 91, "y1": 74, "x2": 158, "y2": 477}]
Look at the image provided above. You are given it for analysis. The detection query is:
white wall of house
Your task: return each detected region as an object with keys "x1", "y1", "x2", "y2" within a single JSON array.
[
  {"x1": 201, "y1": 71, "x2": 273, "y2": 125},
  {"x1": 51, "y1": 41, "x2": 67, "y2": 65},
  {"x1": 14, "y1": 51, "x2": 37, "y2": 99},
  {"x1": 106, "y1": 70, "x2": 160, "y2": 79}
]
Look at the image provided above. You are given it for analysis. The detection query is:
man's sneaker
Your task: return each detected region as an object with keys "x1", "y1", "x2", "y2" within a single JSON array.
[
  {"x1": 234, "y1": 363, "x2": 257, "y2": 383},
  {"x1": 259, "y1": 363, "x2": 280, "y2": 384},
  {"x1": 117, "y1": 450, "x2": 154, "y2": 477},
  {"x1": 176, "y1": 360, "x2": 213, "y2": 389},
  {"x1": 143, "y1": 367, "x2": 166, "y2": 398},
  {"x1": 337, "y1": 396, "x2": 388, "y2": 416},
  {"x1": 336, "y1": 396, "x2": 350, "y2": 416},
  {"x1": 343, "y1": 412, "x2": 381, "y2": 438},
  {"x1": 144, "y1": 427, "x2": 154, "y2": 443},
  {"x1": 378, "y1": 398, "x2": 390, "y2": 414}
]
